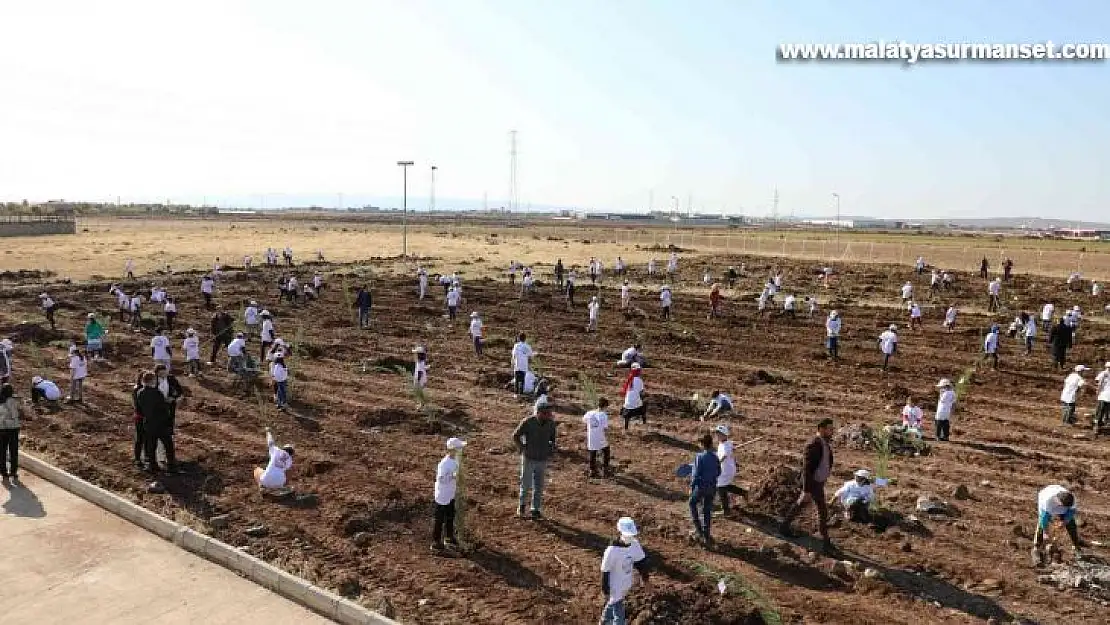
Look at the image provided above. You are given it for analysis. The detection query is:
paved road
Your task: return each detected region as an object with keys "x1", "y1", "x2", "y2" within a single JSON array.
[{"x1": 1, "y1": 473, "x2": 335, "y2": 625}]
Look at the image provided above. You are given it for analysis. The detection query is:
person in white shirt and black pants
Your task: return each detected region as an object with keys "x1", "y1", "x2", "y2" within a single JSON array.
[
  {"x1": 620, "y1": 363, "x2": 646, "y2": 430},
  {"x1": 583, "y1": 397, "x2": 611, "y2": 478},
  {"x1": 431, "y1": 437, "x2": 467, "y2": 553}
]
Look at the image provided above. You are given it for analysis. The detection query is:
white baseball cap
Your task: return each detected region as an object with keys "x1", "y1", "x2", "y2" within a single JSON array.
[
  {"x1": 533, "y1": 396, "x2": 551, "y2": 413},
  {"x1": 936, "y1": 378, "x2": 952, "y2": 387},
  {"x1": 87, "y1": 312, "x2": 96, "y2": 319},
  {"x1": 889, "y1": 324, "x2": 898, "y2": 331},
  {"x1": 631, "y1": 362, "x2": 642, "y2": 370},
  {"x1": 854, "y1": 469, "x2": 872, "y2": 480},
  {"x1": 186, "y1": 328, "x2": 196, "y2": 335},
  {"x1": 1074, "y1": 365, "x2": 1089, "y2": 372},
  {"x1": 617, "y1": 516, "x2": 639, "y2": 537},
  {"x1": 250, "y1": 300, "x2": 258, "y2": 306},
  {"x1": 446, "y1": 437, "x2": 467, "y2": 451},
  {"x1": 412, "y1": 345, "x2": 426, "y2": 354},
  {"x1": 470, "y1": 311, "x2": 479, "y2": 318},
  {"x1": 714, "y1": 424, "x2": 730, "y2": 436},
  {"x1": 0, "y1": 339, "x2": 12, "y2": 350},
  {"x1": 261, "y1": 309, "x2": 271, "y2": 316},
  {"x1": 32, "y1": 376, "x2": 43, "y2": 384},
  {"x1": 829, "y1": 310, "x2": 839, "y2": 318}
]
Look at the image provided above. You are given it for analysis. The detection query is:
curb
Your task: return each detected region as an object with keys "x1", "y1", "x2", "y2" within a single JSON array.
[{"x1": 20, "y1": 453, "x2": 401, "y2": 625}]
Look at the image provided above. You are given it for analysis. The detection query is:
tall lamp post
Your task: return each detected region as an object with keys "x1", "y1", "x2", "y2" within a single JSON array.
[
  {"x1": 429, "y1": 165, "x2": 437, "y2": 212},
  {"x1": 832, "y1": 192, "x2": 841, "y2": 248},
  {"x1": 397, "y1": 160, "x2": 414, "y2": 257}
]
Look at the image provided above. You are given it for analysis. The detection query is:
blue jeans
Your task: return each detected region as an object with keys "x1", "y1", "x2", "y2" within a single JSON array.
[
  {"x1": 518, "y1": 457, "x2": 547, "y2": 512},
  {"x1": 600, "y1": 600, "x2": 627, "y2": 625},
  {"x1": 274, "y1": 381, "x2": 287, "y2": 407},
  {"x1": 689, "y1": 486, "x2": 715, "y2": 538}
]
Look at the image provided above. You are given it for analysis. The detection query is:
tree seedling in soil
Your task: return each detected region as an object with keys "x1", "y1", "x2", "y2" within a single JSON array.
[{"x1": 686, "y1": 560, "x2": 783, "y2": 625}]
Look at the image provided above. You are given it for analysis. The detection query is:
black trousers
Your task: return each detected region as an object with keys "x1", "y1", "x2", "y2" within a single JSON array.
[
  {"x1": 588, "y1": 446, "x2": 611, "y2": 475},
  {"x1": 133, "y1": 420, "x2": 146, "y2": 462},
  {"x1": 717, "y1": 484, "x2": 746, "y2": 513},
  {"x1": 433, "y1": 500, "x2": 457, "y2": 545},
  {"x1": 935, "y1": 419, "x2": 950, "y2": 441},
  {"x1": 211, "y1": 339, "x2": 229, "y2": 364},
  {"x1": 1096, "y1": 401, "x2": 1110, "y2": 427},
  {"x1": 0, "y1": 428, "x2": 19, "y2": 477},
  {"x1": 165, "y1": 312, "x2": 176, "y2": 330},
  {"x1": 144, "y1": 424, "x2": 176, "y2": 470},
  {"x1": 783, "y1": 480, "x2": 829, "y2": 539},
  {"x1": 45, "y1": 307, "x2": 56, "y2": 330},
  {"x1": 621, "y1": 405, "x2": 647, "y2": 429},
  {"x1": 514, "y1": 371, "x2": 526, "y2": 394},
  {"x1": 203, "y1": 293, "x2": 212, "y2": 308}
]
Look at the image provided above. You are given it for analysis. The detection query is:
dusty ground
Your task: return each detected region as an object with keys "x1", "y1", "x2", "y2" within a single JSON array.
[{"x1": 2, "y1": 237, "x2": 1110, "y2": 624}]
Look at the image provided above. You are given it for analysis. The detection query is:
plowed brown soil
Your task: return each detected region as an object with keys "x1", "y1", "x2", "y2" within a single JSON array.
[{"x1": 2, "y1": 252, "x2": 1109, "y2": 625}]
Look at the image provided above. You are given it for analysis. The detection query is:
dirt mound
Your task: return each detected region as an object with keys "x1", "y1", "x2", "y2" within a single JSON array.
[
  {"x1": 626, "y1": 582, "x2": 767, "y2": 624},
  {"x1": 645, "y1": 393, "x2": 696, "y2": 417},
  {"x1": 476, "y1": 370, "x2": 513, "y2": 388},
  {"x1": 744, "y1": 369, "x2": 785, "y2": 385},
  {"x1": 749, "y1": 465, "x2": 801, "y2": 516},
  {"x1": 356, "y1": 408, "x2": 413, "y2": 428},
  {"x1": 0, "y1": 322, "x2": 66, "y2": 345},
  {"x1": 881, "y1": 384, "x2": 912, "y2": 401},
  {"x1": 834, "y1": 423, "x2": 875, "y2": 450}
]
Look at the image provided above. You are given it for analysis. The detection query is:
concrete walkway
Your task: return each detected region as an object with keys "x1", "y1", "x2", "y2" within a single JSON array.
[{"x1": 1, "y1": 473, "x2": 336, "y2": 625}]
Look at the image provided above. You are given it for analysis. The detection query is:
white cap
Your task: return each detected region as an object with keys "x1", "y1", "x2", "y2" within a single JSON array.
[
  {"x1": 889, "y1": 324, "x2": 898, "y2": 331},
  {"x1": 1104, "y1": 362, "x2": 1110, "y2": 369},
  {"x1": 1074, "y1": 365, "x2": 1089, "y2": 372},
  {"x1": 616, "y1": 516, "x2": 639, "y2": 537},
  {"x1": 38, "y1": 293, "x2": 47, "y2": 298},
  {"x1": 533, "y1": 396, "x2": 551, "y2": 413},
  {"x1": 829, "y1": 310, "x2": 839, "y2": 318},
  {"x1": 32, "y1": 375, "x2": 43, "y2": 384},
  {"x1": 936, "y1": 378, "x2": 952, "y2": 387},
  {"x1": 714, "y1": 424, "x2": 730, "y2": 436},
  {"x1": 235, "y1": 332, "x2": 244, "y2": 338},
  {"x1": 250, "y1": 300, "x2": 258, "y2": 306},
  {"x1": 412, "y1": 345, "x2": 426, "y2": 354},
  {"x1": 186, "y1": 328, "x2": 196, "y2": 335},
  {"x1": 446, "y1": 437, "x2": 467, "y2": 451},
  {"x1": 854, "y1": 469, "x2": 872, "y2": 480},
  {"x1": 470, "y1": 311, "x2": 479, "y2": 318},
  {"x1": 0, "y1": 339, "x2": 12, "y2": 350},
  {"x1": 274, "y1": 338, "x2": 285, "y2": 346},
  {"x1": 261, "y1": 309, "x2": 271, "y2": 316},
  {"x1": 631, "y1": 362, "x2": 642, "y2": 370},
  {"x1": 87, "y1": 312, "x2": 96, "y2": 318}
]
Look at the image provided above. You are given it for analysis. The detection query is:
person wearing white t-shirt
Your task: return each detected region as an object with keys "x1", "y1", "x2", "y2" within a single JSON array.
[
  {"x1": 413, "y1": 346, "x2": 429, "y2": 389},
  {"x1": 244, "y1": 301, "x2": 260, "y2": 337},
  {"x1": 617, "y1": 344, "x2": 644, "y2": 368},
  {"x1": 511, "y1": 334, "x2": 533, "y2": 395},
  {"x1": 253, "y1": 428, "x2": 295, "y2": 492},
  {"x1": 878, "y1": 325, "x2": 899, "y2": 371},
  {"x1": 431, "y1": 437, "x2": 467, "y2": 552},
  {"x1": 620, "y1": 363, "x2": 646, "y2": 430},
  {"x1": 1024, "y1": 314, "x2": 1038, "y2": 355},
  {"x1": 1041, "y1": 302, "x2": 1055, "y2": 333},
  {"x1": 901, "y1": 397, "x2": 924, "y2": 433},
  {"x1": 124, "y1": 258, "x2": 135, "y2": 279},
  {"x1": 832, "y1": 469, "x2": 882, "y2": 523},
  {"x1": 200, "y1": 275, "x2": 215, "y2": 309},
  {"x1": 983, "y1": 324, "x2": 1000, "y2": 370},
  {"x1": 313, "y1": 272, "x2": 323, "y2": 293},
  {"x1": 943, "y1": 305, "x2": 958, "y2": 332},
  {"x1": 987, "y1": 278, "x2": 1002, "y2": 312},
  {"x1": 1094, "y1": 362, "x2": 1110, "y2": 431},
  {"x1": 67, "y1": 348, "x2": 88, "y2": 403},
  {"x1": 900, "y1": 282, "x2": 913, "y2": 302},
  {"x1": 243, "y1": 255, "x2": 252, "y2": 269},
  {"x1": 587, "y1": 296, "x2": 600, "y2": 332},
  {"x1": 1032, "y1": 485, "x2": 1083, "y2": 566},
  {"x1": 227, "y1": 333, "x2": 247, "y2": 373},
  {"x1": 620, "y1": 281, "x2": 631, "y2": 310},
  {"x1": 259, "y1": 311, "x2": 275, "y2": 362},
  {"x1": 599, "y1": 516, "x2": 649, "y2": 625},
  {"x1": 700, "y1": 391, "x2": 733, "y2": 421},
  {"x1": 825, "y1": 310, "x2": 841, "y2": 359},
  {"x1": 182, "y1": 328, "x2": 201, "y2": 376},
  {"x1": 446, "y1": 286, "x2": 461, "y2": 321},
  {"x1": 583, "y1": 398, "x2": 611, "y2": 478},
  {"x1": 908, "y1": 302, "x2": 922, "y2": 330},
  {"x1": 270, "y1": 355, "x2": 289, "y2": 410},
  {"x1": 30, "y1": 376, "x2": 62, "y2": 405},
  {"x1": 468, "y1": 312, "x2": 484, "y2": 356},
  {"x1": 129, "y1": 294, "x2": 143, "y2": 331},
  {"x1": 417, "y1": 267, "x2": 428, "y2": 300},
  {"x1": 162, "y1": 296, "x2": 177, "y2": 331},
  {"x1": 647, "y1": 258, "x2": 656, "y2": 276},
  {"x1": 151, "y1": 328, "x2": 173, "y2": 371},
  {"x1": 660, "y1": 286, "x2": 672, "y2": 321},
  {"x1": 934, "y1": 378, "x2": 956, "y2": 441},
  {"x1": 714, "y1": 425, "x2": 746, "y2": 515},
  {"x1": 1060, "y1": 365, "x2": 1088, "y2": 425},
  {"x1": 522, "y1": 370, "x2": 539, "y2": 396},
  {"x1": 915, "y1": 256, "x2": 925, "y2": 274}
]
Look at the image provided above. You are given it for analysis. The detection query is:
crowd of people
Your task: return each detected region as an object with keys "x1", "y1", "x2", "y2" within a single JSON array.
[{"x1": 0, "y1": 248, "x2": 1106, "y2": 624}]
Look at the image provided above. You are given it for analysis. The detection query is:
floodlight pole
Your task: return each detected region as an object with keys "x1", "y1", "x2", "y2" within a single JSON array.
[
  {"x1": 398, "y1": 160, "x2": 414, "y2": 257},
  {"x1": 832, "y1": 192, "x2": 841, "y2": 247}
]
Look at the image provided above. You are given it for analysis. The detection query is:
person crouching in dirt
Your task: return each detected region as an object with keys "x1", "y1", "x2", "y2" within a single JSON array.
[
  {"x1": 1032, "y1": 485, "x2": 1085, "y2": 566},
  {"x1": 660, "y1": 285, "x2": 673, "y2": 321},
  {"x1": 983, "y1": 324, "x2": 1000, "y2": 370},
  {"x1": 779, "y1": 418, "x2": 836, "y2": 554},
  {"x1": 617, "y1": 343, "x2": 645, "y2": 368},
  {"x1": 209, "y1": 309, "x2": 234, "y2": 366},
  {"x1": 431, "y1": 437, "x2": 467, "y2": 553},
  {"x1": 136, "y1": 371, "x2": 178, "y2": 474},
  {"x1": 688, "y1": 433, "x2": 720, "y2": 546},
  {"x1": 583, "y1": 397, "x2": 611, "y2": 478},
  {"x1": 600, "y1": 516, "x2": 649, "y2": 625},
  {"x1": 878, "y1": 324, "x2": 899, "y2": 372},
  {"x1": 620, "y1": 363, "x2": 646, "y2": 430},
  {"x1": 38, "y1": 293, "x2": 57, "y2": 330},
  {"x1": 512, "y1": 396, "x2": 557, "y2": 519},
  {"x1": 700, "y1": 391, "x2": 733, "y2": 422},
  {"x1": 302, "y1": 283, "x2": 318, "y2": 303},
  {"x1": 30, "y1": 375, "x2": 62, "y2": 406},
  {"x1": 825, "y1": 310, "x2": 841, "y2": 359},
  {"x1": 831, "y1": 469, "x2": 878, "y2": 523},
  {"x1": 714, "y1": 425, "x2": 746, "y2": 517},
  {"x1": 709, "y1": 283, "x2": 722, "y2": 319},
  {"x1": 254, "y1": 427, "x2": 295, "y2": 495},
  {"x1": 226, "y1": 332, "x2": 249, "y2": 373}
]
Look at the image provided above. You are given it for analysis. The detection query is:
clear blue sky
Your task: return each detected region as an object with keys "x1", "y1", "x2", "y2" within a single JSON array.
[{"x1": 0, "y1": 1, "x2": 1106, "y2": 219}]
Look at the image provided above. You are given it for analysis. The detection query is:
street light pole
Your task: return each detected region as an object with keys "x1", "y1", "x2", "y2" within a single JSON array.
[
  {"x1": 429, "y1": 165, "x2": 437, "y2": 212},
  {"x1": 397, "y1": 160, "x2": 414, "y2": 257},
  {"x1": 832, "y1": 192, "x2": 841, "y2": 247}
]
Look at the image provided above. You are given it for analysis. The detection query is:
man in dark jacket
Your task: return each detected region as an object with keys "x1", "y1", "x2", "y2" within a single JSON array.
[
  {"x1": 136, "y1": 372, "x2": 177, "y2": 473},
  {"x1": 780, "y1": 418, "x2": 836, "y2": 553},
  {"x1": 512, "y1": 396, "x2": 557, "y2": 520},
  {"x1": 208, "y1": 309, "x2": 234, "y2": 365},
  {"x1": 355, "y1": 286, "x2": 372, "y2": 329},
  {"x1": 554, "y1": 259, "x2": 564, "y2": 288},
  {"x1": 689, "y1": 433, "x2": 720, "y2": 546},
  {"x1": 154, "y1": 364, "x2": 184, "y2": 430},
  {"x1": 1049, "y1": 318, "x2": 1073, "y2": 370}
]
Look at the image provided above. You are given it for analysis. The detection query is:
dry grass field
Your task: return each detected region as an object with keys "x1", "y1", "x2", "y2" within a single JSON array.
[{"x1": 2, "y1": 216, "x2": 1109, "y2": 282}]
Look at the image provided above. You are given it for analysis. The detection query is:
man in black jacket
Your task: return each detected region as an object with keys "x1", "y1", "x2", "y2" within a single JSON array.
[
  {"x1": 154, "y1": 364, "x2": 184, "y2": 430},
  {"x1": 136, "y1": 372, "x2": 178, "y2": 473},
  {"x1": 208, "y1": 309, "x2": 234, "y2": 366},
  {"x1": 779, "y1": 418, "x2": 836, "y2": 553},
  {"x1": 355, "y1": 286, "x2": 372, "y2": 329},
  {"x1": 1049, "y1": 317, "x2": 1073, "y2": 370}
]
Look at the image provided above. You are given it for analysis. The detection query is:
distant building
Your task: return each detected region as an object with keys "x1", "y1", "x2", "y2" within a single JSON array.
[{"x1": 1053, "y1": 228, "x2": 1105, "y2": 241}]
